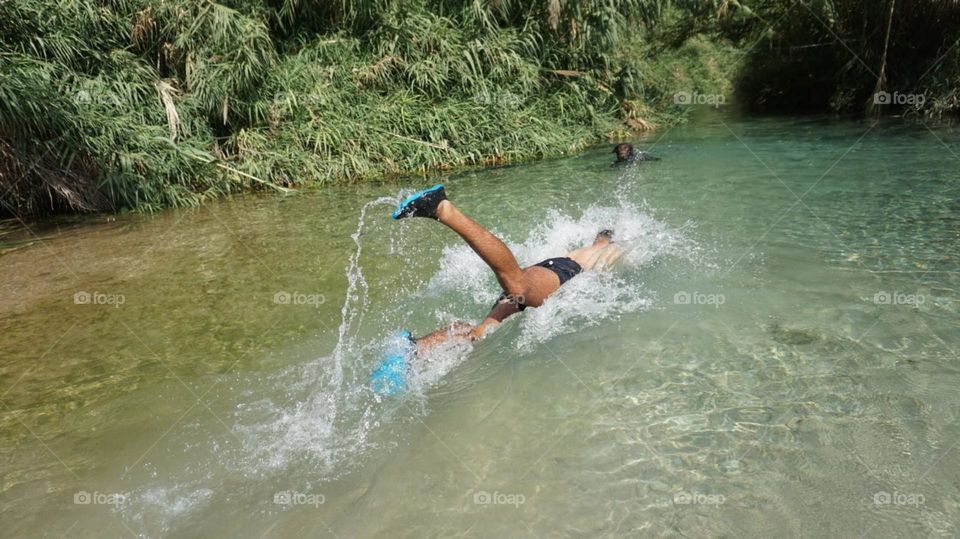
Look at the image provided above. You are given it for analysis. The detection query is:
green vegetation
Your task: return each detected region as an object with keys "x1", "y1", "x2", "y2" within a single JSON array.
[
  {"x1": 2, "y1": 0, "x2": 956, "y2": 216},
  {"x1": 0, "y1": 0, "x2": 735, "y2": 215},
  {"x1": 681, "y1": 0, "x2": 960, "y2": 116}
]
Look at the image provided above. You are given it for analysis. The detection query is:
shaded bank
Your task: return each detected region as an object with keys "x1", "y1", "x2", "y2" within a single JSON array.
[{"x1": 679, "y1": 0, "x2": 960, "y2": 116}]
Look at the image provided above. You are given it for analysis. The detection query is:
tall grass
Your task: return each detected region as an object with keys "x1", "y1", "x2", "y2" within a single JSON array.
[{"x1": 0, "y1": 0, "x2": 735, "y2": 215}]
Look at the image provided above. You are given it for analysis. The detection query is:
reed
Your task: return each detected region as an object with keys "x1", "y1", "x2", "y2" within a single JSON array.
[{"x1": 0, "y1": 0, "x2": 735, "y2": 215}]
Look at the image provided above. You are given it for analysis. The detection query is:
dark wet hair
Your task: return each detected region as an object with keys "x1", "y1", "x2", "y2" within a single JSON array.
[{"x1": 613, "y1": 143, "x2": 633, "y2": 160}]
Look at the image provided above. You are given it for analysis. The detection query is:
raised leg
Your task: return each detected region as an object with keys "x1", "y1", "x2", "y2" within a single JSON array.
[
  {"x1": 435, "y1": 200, "x2": 527, "y2": 295},
  {"x1": 412, "y1": 228, "x2": 622, "y2": 356}
]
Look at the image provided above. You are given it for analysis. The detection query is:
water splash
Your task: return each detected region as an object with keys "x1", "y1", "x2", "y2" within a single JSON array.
[
  {"x1": 235, "y1": 196, "x2": 694, "y2": 478},
  {"x1": 116, "y1": 191, "x2": 696, "y2": 538},
  {"x1": 233, "y1": 197, "x2": 397, "y2": 475},
  {"x1": 428, "y1": 201, "x2": 697, "y2": 350},
  {"x1": 332, "y1": 197, "x2": 396, "y2": 385}
]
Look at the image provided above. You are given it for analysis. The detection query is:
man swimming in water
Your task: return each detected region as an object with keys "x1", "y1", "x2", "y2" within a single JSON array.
[
  {"x1": 613, "y1": 143, "x2": 659, "y2": 165},
  {"x1": 393, "y1": 184, "x2": 623, "y2": 352}
]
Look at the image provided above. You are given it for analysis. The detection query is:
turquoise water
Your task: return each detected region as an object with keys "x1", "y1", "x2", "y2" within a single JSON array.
[{"x1": 1, "y1": 112, "x2": 959, "y2": 537}]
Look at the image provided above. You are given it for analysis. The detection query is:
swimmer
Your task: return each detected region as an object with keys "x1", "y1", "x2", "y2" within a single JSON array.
[
  {"x1": 612, "y1": 143, "x2": 659, "y2": 165},
  {"x1": 392, "y1": 185, "x2": 623, "y2": 351}
]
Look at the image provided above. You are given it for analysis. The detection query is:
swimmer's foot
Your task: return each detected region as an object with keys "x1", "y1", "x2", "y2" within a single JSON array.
[
  {"x1": 392, "y1": 184, "x2": 447, "y2": 220},
  {"x1": 594, "y1": 229, "x2": 614, "y2": 246}
]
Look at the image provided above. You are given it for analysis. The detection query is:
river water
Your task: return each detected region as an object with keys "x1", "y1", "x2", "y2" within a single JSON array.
[{"x1": 1, "y1": 113, "x2": 959, "y2": 538}]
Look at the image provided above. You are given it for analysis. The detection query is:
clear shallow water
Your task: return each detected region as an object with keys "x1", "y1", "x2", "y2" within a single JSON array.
[{"x1": 1, "y1": 112, "x2": 959, "y2": 538}]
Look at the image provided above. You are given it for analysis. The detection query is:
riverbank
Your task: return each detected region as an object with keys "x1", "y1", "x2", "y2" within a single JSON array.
[
  {"x1": 4, "y1": 0, "x2": 957, "y2": 218},
  {"x1": 0, "y1": 0, "x2": 737, "y2": 216}
]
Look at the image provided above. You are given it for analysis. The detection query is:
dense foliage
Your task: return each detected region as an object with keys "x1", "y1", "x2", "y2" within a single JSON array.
[
  {"x1": 0, "y1": 0, "x2": 734, "y2": 215},
  {"x1": 683, "y1": 0, "x2": 960, "y2": 115},
  {"x1": 3, "y1": 0, "x2": 955, "y2": 216}
]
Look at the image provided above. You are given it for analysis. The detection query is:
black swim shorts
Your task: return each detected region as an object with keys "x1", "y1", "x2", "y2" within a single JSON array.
[{"x1": 494, "y1": 257, "x2": 583, "y2": 311}]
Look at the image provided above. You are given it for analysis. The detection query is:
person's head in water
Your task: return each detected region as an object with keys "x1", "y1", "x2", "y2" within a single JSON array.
[{"x1": 613, "y1": 143, "x2": 634, "y2": 163}]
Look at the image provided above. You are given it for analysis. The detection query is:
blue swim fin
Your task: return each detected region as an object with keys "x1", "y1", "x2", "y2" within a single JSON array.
[{"x1": 370, "y1": 330, "x2": 416, "y2": 396}]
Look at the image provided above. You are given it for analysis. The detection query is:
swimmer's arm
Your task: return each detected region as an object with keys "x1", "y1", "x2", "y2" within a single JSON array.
[
  {"x1": 414, "y1": 302, "x2": 519, "y2": 355},
  {"x1": 466, "y1": 301, "x2": 518, "y2": 341}
]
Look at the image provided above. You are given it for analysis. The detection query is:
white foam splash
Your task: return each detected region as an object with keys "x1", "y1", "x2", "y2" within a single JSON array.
[
  {"x1": 426, "y1": 201, "x2": 695, "y2": 352},
  {"x1": 119, "y1": 485, "x2": 215, "y2": 536},
  {"x1": 514, "y1": 270, "x2": 653, "y2": 350},
  {"x1": 234, "y1": 198, "x2": 397, "y2": 476}
]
